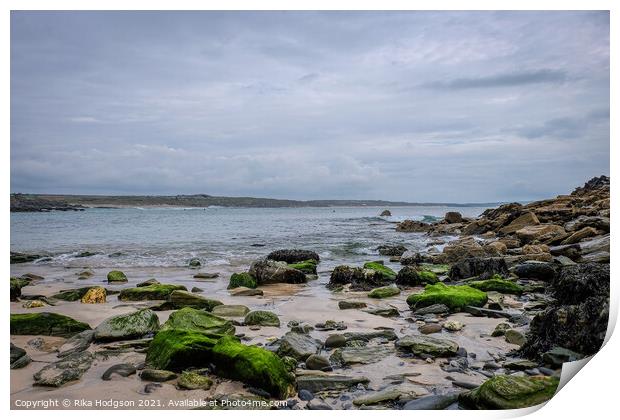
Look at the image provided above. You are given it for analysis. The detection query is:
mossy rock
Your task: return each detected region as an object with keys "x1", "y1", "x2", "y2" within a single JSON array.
[
  {"x1": 146, "y1": 328, "x2": 218, "y2": 371},
  {"x1": 396, "y1": 267, "x2": 439, "y2": 286},
  {"x1": 244, "y1": 310, "x2": 280, "y2": 327},
  {"x1": 227, "y1": 272, "x2": 257, "y2": 290},
  {"x1": 80, "y1": 287, "x2": 106, "y2": 304},
  {"x1": 459, "y1": 375, "x2": 559, "y2": 409},
  {"x1": 118, "y1": 284, "x2": 187, "y2": 301},
  {"x1": 406, "y1": 282, "x2": 487, "y2": 312},
  {"x1": 162, "y1": 307, "x2": 235, "y2": 337},
  {"x1": 287, "y1": 259, "x2": 318, "y2": 275},
  {"x1": 107, "y1": 270, "x2": 128, "y2": 283},
  {"x1": 468, "y1": 277, "x2": 524, "y2": 295},
  {"x1": 419, "y1": 263, "x2": 451, "y2": 275},
  {"x1": 52, "y1": 287, "x2": 96, "y2": 302},
  {"x1": 10, "y1": 312, "x2": 91, "y2": 338},
  {"x1": 368, "y1": 285, "x2": 400, "y2": 299},
  {"x1": 363, "y1": 262, "x2": 397, "y2": 281},
  {"x1": 10, "y1": 277, "x2": 30, "y2": 301},
  {"x1": 167, "y1": 290, "x2": 223, "y2": 311},
  {"x1": 94, "y1": 308, "x2": 160, "y2": 342},
  {"x1": 177, "y1": 370, "x2": 213, "y2": 390},
  {"x1": 210, "y1": 335, "x2": 294, "y2": 399}
]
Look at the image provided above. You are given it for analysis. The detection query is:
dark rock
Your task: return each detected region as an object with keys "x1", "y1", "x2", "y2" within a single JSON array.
[
  {"x1": 413, "y1": 304, "x2": 450, "y2": 315},
  {"x1": 140, "y1": 368, "x2": 178, "y2": 382},
  {"x1": 513, "y1": 262, "x2": 557, "y2": 281},
  {"x1": 418, "y1": 323, "x2": 442, "y2": 334},
  {"x1": 376, "y1": 245, "x2": 407, "y2": 256},
  {"x1": 338, "y1": 301, "x2": 367, "y2": 310},
  {"x1": 328, "y1": 265, "x2": 391, "y2": 291},
  {"x1": 33, "y1": 351, "x2": 93, "y2": 387},
  {"x1": 298, "y1": 389, "x2": 314, "y2": 401},
  {"x1": 58, "y1": 330, "x2": 95, "y2": 357},
  {"x1": 306, "y1": 354, "x2": 331, "y2": 371},
  {"x1": 101, "y1": 363, "x2": 137, "y2": 380},
  {"x1": 403, "y1": 392, "x2": 460, "y2": 410},
  {"x1": 249, "y1": 259, "x2": 307, "y2": 284},
  {"x1": 295, "y1": 374, "x2": 369, "y2": 392},
  {"x1": 306, "y1": 399, "x2": 333, "y2": 410},
  {"x1": 541, "y1": 347, "x2": 584, "y2": 368},
  {"x1": 449, "y1": 257, "x2": 509, "y2": 281},
  {"x1": 324, "y1": 335, "x2": 347, "y2": 348},
  {"x1": 266, "y1": 249, "x2": 320, "y2": 264},
  {"x1": 276, "y1": 332, "x2": 321, "y2": 361},
  {"x1": 445, "y1": 212, "x2": 463, "y2": 224}
]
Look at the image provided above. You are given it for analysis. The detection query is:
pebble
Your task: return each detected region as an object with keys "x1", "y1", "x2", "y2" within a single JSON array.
[{"x1": 298, "y1": 389, "x2": 314, "y2": 401}]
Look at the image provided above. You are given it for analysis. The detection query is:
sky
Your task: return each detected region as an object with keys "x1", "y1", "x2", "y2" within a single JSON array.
[{"x1": 10, "y1": 11, "x2": 610, "y2": 202}]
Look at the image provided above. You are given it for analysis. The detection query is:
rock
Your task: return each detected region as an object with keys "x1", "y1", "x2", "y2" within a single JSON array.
[
  {"x1": 22, "y1": 300, "x2": 46, "y2": 308},
  {"x1": 107, "y1": 270, "x2": 128, "y2": 283},
  {"x1": 503, "y1": 360, "x2": 538, "y2": 370},
  {"x1": 193, "y1": 272, "x2": 219, "y2": 279},
  {"x1": 380, "y1": 209, "x2": 392, "y2": 217},
  {"x1": 249, "y1": 259, "x2": 306, "y2": 285},
  {"x1": 211, "y1": 305, "x2": 250, "y2": 317},
  {"x1": 505, "y1": 329, "x2": 526, "y2": 346},
  {"x1": 395, "y1": 335, "x2": 459, "y2": 357},
  {"x1": 80, "y1": 286, "x2": 106, "y2": 304},
  {"x1": 578, "y1": 234, "x2": 610, "y2": 262},
  {"x1": 305, "y1": 354, "x2": 330, "y2": 370},
  {"x1": 266, "y1": 249, "x2": 320, "y2": 264},
  {"x1": 162, "y1": 307, "x2": 235, "y2": 336},
  {"x1": 245, "y1": 310, "x2": 280, "y2": 327},
  {"x1": 10, "y1": 277, "x2": 30, "y2": 301},
  {"x1": 395, "y1": 266, "x2": 439, "y2": 286},
  {"x1": 449, "y1": 257, "x2": 509, "y2": 281},
  {"x1": 400, "y1": 251, "x2": 423, "y2": 265},
  {"x1": 324, "y1": 334, "x2": 347, "y2": 348},
  {"x1": 52, "y1": 287, "x2": 101, "y2": 301},
  {"x1": 10, "y1": 252, "x2": 46, "y2": 264},
  {"x1": 146, "y1": 329, "x2": 218, "y2": 371},
  {"x1": 403, "y1": 392, "x2": 459, "y2": 410},
  {"x1": 314, "y1": 320, "x2": 346, "y2": 331},
  {"x1": 177, "y1": 371, "x2": 213, "y2": 390},
  {"x1": 276, "y1": 331, "x2": 321, "y2": 360},
  {"x1": 513, "y1": 262, "x2": 556, "y2": 281},
  {"x1": 188, "y1": 258, "x2": 201, "y2": 268},
  {"x1": 137, "y1": 278, "x2": 160, "y2": 287},
  {"x1": 491, "y1": 322, "x2": 511, "y2": 337},
  {"x1": 413, "y1": 304, "x2": 450, "y2": 315},
  {"x1": 167, "y1": 290, "x2": 223, "y2": 311},
  {"x1": 33, "y1": 351, "x2": 93, "y2": 387},
  {"x1": 418, "y1": 323, "x2": 442, "y2": 334},
  {"x1": 102, "y1": 363, "x2": 137, "y2": 380},
  {"x1": 191, "y1": 287, "x2": 203, "y2": 293},
  {"x1": 444, "y1": 211, "x2": 463, "y2": 224},
  {"x1": 94, "y1": 309, "x2": 160, "y2": 342},
  {"x1": 229, "y1": 287, "x2": 264, "y2": 296},
  {"x1": 338, "y1": 301, "x2": 367, "y2": 310},
  {"x1": 363, "y1": 261, "x2": 397, "y2": 281},
  {"x1": 498, "y1": 212, "x2": 540, "y2": 235},
  {"x1": 522, "y1": 244, "x2": 550, "y2": 254},
  {"x1": 298, "y1": 389, "x2": 314, "y2": 401},
  {"x1": 376, "y1": 245, "x2": 406, "y2": 256},
  {"x1": 468, "y1": 277, "x2": 524, "y2": 294},
  {"x1": 459, "y1": 375, "x2": 558, "y2": 409},
  {"x1": 119, "y1": 284, "x2": 187, "y2": 301},
  {"x1": 441, "y1": 237, "x2": 488, "y2": 263},
  {"x1": 295, "y1": 374, "x2": 369, "y2": 392},
  {"x1": 396, "y1": 220, "x2": 431, "y2": 232},
  {"x1": 140, "y1": 368, "x2": 178, "y2": 382},
  {"x1": 330, "y1": 345, "x2": 393, "y2": 366},
  {"x1": 516, "y1": 224, "x2": 566, "y2": 244},
  {"x1": 57, "y1": 330, "x2": 95, "y2": 357},
  {"x1": 353, "y1": 386, "x2": 424, "y2": 406},
  {"x1": 368, "y1": 285, "x2": 400, "y2": 299},
  {"x1": 443, "y1": 320, "x2": 464, "y2": 332},
  {"x1": 483, "y1": 241, "x2": 508, "y2": 256},
  {"x1": 564, "y1": 215, "x2": 609, "y2": 233},
  {"x1": 226, "y1": 273, "x2": 257, "y2": 291},
  {"x1": 306, "y1": 399, "x2": 333, "y2": 410},
  {"x1": 328, "y1": 265, "x2": 391, "y2": 291},
  {"x1": 10, "y1": 312, "x2": 90, "y2": 338},
  {"x1": 561, "y1": 227, "x2": 598, "y2": 245},
  {"x1": 542, "y1": 347, "x2": 584, "y2": 368},
  {"x1": 363, "y1": 306, "x2": 400, "y2": 317},
  {"x1": 406, "y1": 283, "x2": 487, "y2": 312},
  {"x1": 11, "y1": 354, "x2": 32, "y2": 369},
  {"x1": 11, "y1": 343, "x2": 27, "y2": 364}
]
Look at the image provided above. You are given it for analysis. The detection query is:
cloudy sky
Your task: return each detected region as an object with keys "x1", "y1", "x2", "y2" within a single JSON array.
[{"x1": 11, "y1": 11, "x2": 609, "y2": 202}]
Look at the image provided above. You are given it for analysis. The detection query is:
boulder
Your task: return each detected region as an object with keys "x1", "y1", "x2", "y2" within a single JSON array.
[
  {"x1": 459, "y1": 375, "x2": 558, "y2": 409},
  {"x1": 145, "y1": 329, "x2": 218, "y2": 371},
  {"x1": 498, "y1": 212, "x2": 540, "y2": 235},
  {"x1": 561, "y1": 227, "x2": 598, "y2": 245},
  {"x1": 249, "y1": 260, "x2": 306, "y2": 284},
  {"x1": 413, "y1": 304, "x2": 450, "y2": 315},
  {"x1": 305, "y1": 354, "x2": 331, "y2": 370},
  {"x1": 368, "y1": 285, "x2": 400, "y2": 299},
  {"x1": 57, "y1": 330, "x2": 95, "y2": 358},
  {"x1": 287, "y1": 259, "x2": 318, "y2": 275},
  {"x1": 483, "y1": 241, "x2": 507, "y2": 256},
  {"x1": 338, "y1": 301, "x2": 367, "y2": 310},
  {"x1": 80, "y1": 287, "x2": 106, "y2": 304},
  {"x1": 166, "y1": 290, "x2": 223, "y2": 311},
  {"x1": 395, "y1": 335, "x2": 459, "y2": 357},
  {"x1": 140, "y1": 369, "x2": 177, "y2": 382},
  {"x1": 330, "y1": 345, "x2": 393, "y2": 366},
  {"x1": 395, "y1": 266, "x2": 439, "y2": 286},
  {"x1": 266, "y1": 249, "x2": 320, "y2": 264},
  {"x1": 505, "y1": 329, "x2": 526, "y2": 346},
  {"x1": 328, "y1": 265, "x2": 391, "y2": 291},
  {"x1": 94, "y1": 309, "x2": 160, "y2": 342},
  {"x1": 380, "y1": 209, "x2": 392, "y2": 217},
  {"x1": 244, "y1": 310, "x2": 280, "y2": 327},
  {"x1": 407, "y1": 283, "x2": 487, "y2": 312},
  {"x1": 10, "y1": 313, "x2": 90, "y2": 338},
  {"x1": 119, "y1": 284, "x2": 187, "y2": 301},
  {"x1": 295, "y1": 374, "x2": 369, "y2": 392},
  {"x1": 188, "y1": 258, "x2": 201, "y2": 268},
  {"x1": 193, "y1": 272, "x2": 219, "y2": 279},
  {"x1": 211, "y1": 305, "x2": 250, "y2": 318},
  {"x1": 276, "y1": 331, "x2": 321, "y2": 360},
  {"x1": 362, "y1": 262, "x2": 397, "y2": 280},
  {"x1": 396, "y1": 220, "x2": 431, "y2": 232},
  {"x1": 227, "y1": 272, "x2": 257, "y2": 289},
  {"x1": 468, "y1": 277, "x2": 524, "y2": 295},
  {"x1": 441, "y1": 238, "x2": 487, "y2": 263},
  {"x1": 229, "y1": 287, "x2": 264, "y2": 296},
  {"x1": 376, "y1": 245, "x2": 407, "y2": 256},
  {"x1": 177, "y1": 370, "x2": 213, "y2": 390},
  {"x1": 33, "y1": 351, "x2": 93, "y2": 387},
  {"x1": 516, "y1": 224, "x2": 566, "y2": 244},
  {"x1": 137, "y1": 278, "x2": 160, "y2": 287},
  {"x1": 513, "y1": 261, "x2": 557, "y2": 281},
  {"x1": 10, "y1": 277, "x2": 30, "y2": 301},
  {"x1": 444, "y1": 211, "x2": 463, "y2": 224},
  {"x1": 107, "y1": 270, "x2": 128, "y2": 283},
  {"x1": 449, "y1": 257, "x2": 509, "y2": 281},
  {"x1": 564, "y1": 215, "x2": 609, "y2": 233},
  {"x1": 161, "y1": 307, "x2": 235, "y2": 336}
]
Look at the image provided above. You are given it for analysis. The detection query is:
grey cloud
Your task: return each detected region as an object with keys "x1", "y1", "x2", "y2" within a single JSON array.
[{"x1": 424, "y1": 69, "x2": 567, "y2": 90}]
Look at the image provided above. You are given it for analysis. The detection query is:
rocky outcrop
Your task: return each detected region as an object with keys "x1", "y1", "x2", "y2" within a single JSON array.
[
  {"x1": 249, "y1": 259, "x2": 307, "y2": 284},
  {"x1": 266, "y1": 249, "x2": 320, "y2": 263}
]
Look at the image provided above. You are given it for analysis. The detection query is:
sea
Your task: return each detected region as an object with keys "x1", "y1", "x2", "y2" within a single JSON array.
[{"x1": 10, "y1": 206, "x2": 490, "y2": 270}]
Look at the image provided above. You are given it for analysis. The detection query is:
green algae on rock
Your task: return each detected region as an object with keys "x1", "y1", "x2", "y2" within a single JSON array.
[
  {"x1": 177, "y1": 370, "x2": 213, "y2": 390},
  {"x1": 287, "y1": 259, "x2": 318, "y2": 275},
  {"x1": 459, "y1": 375, "x2": 559, "y2": 409},
  {"x1": 167, "y1": 290, "x2": 223, "y2": 311},
  {"x1": 162, "y1": 307, "x2": 235, "y2": 337},
  {"x1": 210, "y1": 335, "x2": 295, "y2": 399},
  {"x1": 146, "y1": 329, "x2": 218, "y2": 371},
  {"x1": 406, "y1": 282, "x2": 487, "y2": 311},
  {"x1": 363, "y1": 261, "x2": 397, "y2": 281},
  {"x1": 10, "y1": 312, "x2": 90, "y2": 338},
  {"x1": 468, "y1": 276, "x2": 524, "y2": 295},
  {"x1": 227, "y1": 272, "x2": 257, "y2": 289},
  {"x1": 244, "y1": 310, "x2": 280, "y2": 327},
  {"x1": 368, "y1": 285, "x2": 400, "y2": 299},
  {"x1": 94, "y1": 308, "x2": 160, "y2": 342},
  {"x1": 118, "y1": 284, "x2": 187, "y2": 301},
  {"x1": 395, "y1": 266, "x2": 439, "y2": 286},
  {"x1": 107, "y1": 270, "x2": 128, "y2": 283}
]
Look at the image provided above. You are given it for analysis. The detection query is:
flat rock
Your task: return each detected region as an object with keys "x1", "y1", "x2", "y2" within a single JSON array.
[
  {"x1": 395, "y1": 335, "x2": 459, "y2": 357},
  {"x1": 276, "y1": 331, "x2": 321, "y2": 361},
  {"x1": 33, "y1": 351, "x2": 93, "y2": 387},
  {"x1": 295, "y1": 374, "x2": 369, "y2": 392},
  {"x1": 57, "y1": 330, "x2": 95, "y2": 358},
  {"x1": 229, "y1": 287, "x2": 264, "y2": 296},
  {"x1": 211, "y1": 304, "x2": 250, "y2": 317},
  {"x1": 330, "y1": 345, "x2": 394, "y2": 366}
]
